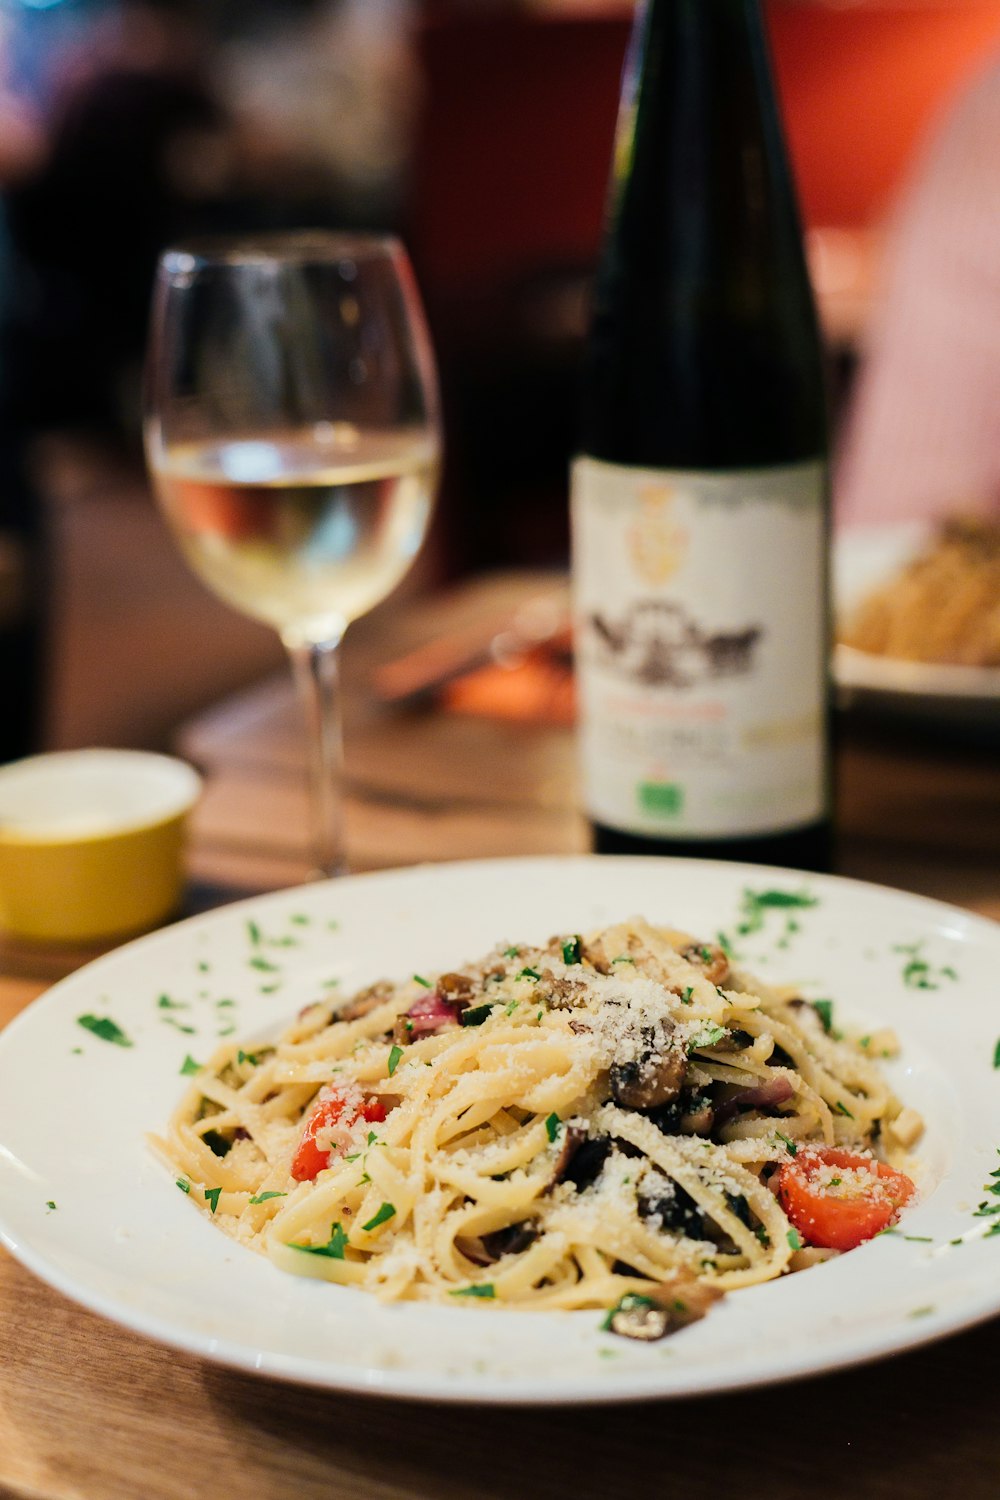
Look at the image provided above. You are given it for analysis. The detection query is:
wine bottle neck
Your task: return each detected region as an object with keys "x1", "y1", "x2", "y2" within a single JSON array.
[{"x1": 582, "y1": 0, "x2": 826, "y2": 470}]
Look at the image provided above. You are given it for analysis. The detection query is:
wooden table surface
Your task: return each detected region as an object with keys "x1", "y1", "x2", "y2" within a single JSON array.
[{"x1": 3, "y1": 571, "x2": 999, "y2": 1500}]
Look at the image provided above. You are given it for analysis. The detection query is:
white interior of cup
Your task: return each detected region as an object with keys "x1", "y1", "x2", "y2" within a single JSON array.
[{"x1": 0, "y1": 750, "x2": 202, "y2": 841}]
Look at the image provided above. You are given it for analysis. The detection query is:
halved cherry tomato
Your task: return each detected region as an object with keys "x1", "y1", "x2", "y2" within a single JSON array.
[
  {"x1": 777, "y1": 1147, "x2": 915, "y2": 1251},
  {"x1": 290, "y1": 1088, "x2": 387, "y2": 1182}
]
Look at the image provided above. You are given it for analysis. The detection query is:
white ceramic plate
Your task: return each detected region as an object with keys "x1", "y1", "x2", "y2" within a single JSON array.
[
  {"x1": 1, "y1": 856, "x2": 998, "y2": 1405},
  {"x1": 833, "y1": 523, "x2": 1000, "y2": 726}
]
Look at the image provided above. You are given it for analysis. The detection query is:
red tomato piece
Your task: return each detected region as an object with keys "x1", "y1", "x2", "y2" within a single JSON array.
[
  {"x1": 777, "y1": 1147, "x2": 916, "y2": 1251},
  {"x1": 290, "y1": 1089, "x2": 388, "y2": 1182}
]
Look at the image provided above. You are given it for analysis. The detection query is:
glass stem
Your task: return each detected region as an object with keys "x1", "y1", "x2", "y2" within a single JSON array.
[{"x1": 285, "y1": 632, "x2": 347, "y2": 879}]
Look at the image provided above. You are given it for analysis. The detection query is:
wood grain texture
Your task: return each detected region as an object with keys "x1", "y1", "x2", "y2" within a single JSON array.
[{"x1": 3, "y1": 1248, "x2": 999, "y2": 1500}]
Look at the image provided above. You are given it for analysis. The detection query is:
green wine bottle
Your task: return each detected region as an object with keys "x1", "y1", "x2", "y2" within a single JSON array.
[{"x1": 572, "y1": 0, "x2": 832, "y2": 872}]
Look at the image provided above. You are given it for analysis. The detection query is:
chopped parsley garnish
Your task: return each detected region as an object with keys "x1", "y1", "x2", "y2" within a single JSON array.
[
  {"x1": 600, "y1": 1292, "x2": 654, "y2": 1331},
  {"x1": 76, "y1": 1014, "x2": 133, "y2": 1048},
  {"x1": 413, "y1": 974, "x2": 432, "y2": 988},
  {"x1": 204, "y1": 1187, "x2": 222, "y2": 1215},
  {"x1": 291, "y1": 1222, "x2": 348, "y2": 1259},
  {"x1": 460, "y1": 1002, "x2": 495, "y2": 1027},
  {"x1": 611, "y1": 955, "x2": 636, "y2": 966},
  {"x1": 679, "y1": 986, "x2": 693, "y2": 1004},
  {"x1": 162, "y1": 1016, "x2": 196, "y2": 1035},
  {"x1": 290, "y1": 914, "x2": 310, "y2": 926},
  {"x1": 893, "y1": 942, "x2": 959, "y2": 991},
  {"x1": 516, "y1": 967, "x2": 542, "y2": 981},
  {"x1": 787, "y1": 1228, "x2": 803, "y2": 1251},
  {"x1": 176, "y1": 1179, "x2": 191, "y2": 1194},
  {"x1": 237, "y1": 1049, "x2": 259, "y2": 1067},
  {"x1": 544, "y1": 1113, "x2": 561, "y2": 1143},
  {"x1": 157, "y1": 994, "x2": 187, "y2": 1011},
  {"x1": 249, "y1": 956, "x2": 280, "y2": 973},
  {"x1": 361, "y1": 1202, "x2": 396, "y2": 1232},
  {"x1": 450, "y1": 1283, "x2": 495, "y2": 1299},
  {"x1": 247, "y1": 920, "x2": 261, "y2": 945},
  {"x1": 387, "y1": 1043, "x2": 404, "y2": 1076},
  {"x1": 971, "y1": 1152, "x2": 1000, "y2": 1235},
  {"x1": 834, "y1": 1101, "x2": 854, "y2": 1118},
  {"x1": 736, "y1": 887, "x2": 817, "y2": 934},
  {"x1": 775, "y1": 1131, "x2": 797, "y2": 1156},
  {"x1": 688, "y1": 1022, "x2": 727, "y2": 1052},
  {"x1": 502, "y1": 947, "x2": 520, "y2": 959},
  {"x1": 561, "y1": 936, "x2": 582, "y2": 965},
  {"x1": 811, "y1": 999, "x2": 834, "y2": 1034},
  {"x1": 45, "y1": 1201, "x2": 57, "y2": 1211},
  {"x1": 993, "y1": 1038, "x2": 1000, "y2": 1070},
  {"x1": 249, "y1": 1191, "x2": 287, "y2": 1205},
  {"x1": 179, "y1": 1054, "x2": 202, "y2": 1076}
]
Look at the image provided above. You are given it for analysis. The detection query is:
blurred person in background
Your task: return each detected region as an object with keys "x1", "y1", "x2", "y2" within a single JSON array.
[
  {"x1": 221, "y1": 0, "x2": 419, "y2": 235},
  {"x1": 836, "y1": 50, "x2": 1000, "y2": 529},
  {"x1": 0, "y1": 0, "x2": 228, "y2": 438},
  {"x1": 0, "y1": 0, "x2": 419, "y2": 448}
]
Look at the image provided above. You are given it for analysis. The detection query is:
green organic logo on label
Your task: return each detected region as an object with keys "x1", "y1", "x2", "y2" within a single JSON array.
[{"x1": 638, "y1": 782, "x2": 684, "y2": 818}]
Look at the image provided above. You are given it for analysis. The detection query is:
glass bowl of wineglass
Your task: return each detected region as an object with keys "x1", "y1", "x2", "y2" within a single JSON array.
[{"x1": 144, "y1": 232, "x2": 440, "y2": 877}]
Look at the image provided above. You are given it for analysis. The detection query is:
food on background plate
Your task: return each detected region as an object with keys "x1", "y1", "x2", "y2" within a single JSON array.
[
  {"x1": 154, "y1": 918, "x2": 921, "y2": 1341},
  {"x1": 840, "y1": 517, "x2": 1000, "y2": 667}
]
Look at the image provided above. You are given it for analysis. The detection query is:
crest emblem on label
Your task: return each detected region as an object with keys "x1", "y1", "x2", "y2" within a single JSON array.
[{"x1": 628, "y1": 481, "x2": 688, "y2": 585}]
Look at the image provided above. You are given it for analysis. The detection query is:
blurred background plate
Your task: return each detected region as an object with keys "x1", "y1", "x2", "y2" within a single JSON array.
[{"x1": 833, "y1": 524, "x2": 1000, "y2": 731}]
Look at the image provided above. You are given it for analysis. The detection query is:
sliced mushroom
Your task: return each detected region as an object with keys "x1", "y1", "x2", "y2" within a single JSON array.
[
  {"x1": 545, "y1": 974, "x2": 590, "y2": 1008},
  {"x1": 338, "y1": 981, "x2": 394, "y2": 1022},
  {"x1": 648, "y1": 1090, "x2": 715, "y2": 1138},
  {"x1": 580, "y1": 940, "x2": 612, "y2": 975},
  {"x1": 679, "y1": 941, "x2": 730, "y2": 988},
  {"x1": 638, "y1": 1176, "x2": 708, "y2": 1238},
  {"x1": 605, "y1": 1276, "x2": 722, "y2": 1341},
  {"x1": 610, "y1": 1020, "x2": 688, "y2": 1109},
  {"x1": 546, "y1": 1124, "x2": 588, "y2": 1191},
  {"x1": 438, "y1": 972, "x2": 475, "y2": 1003},
  {"x1": 480, "y1": 1223, "x2": 537, "y2": 1260},
  {"x1": 457, "y1": 1220, "x2": 539, "y2": 1267}
]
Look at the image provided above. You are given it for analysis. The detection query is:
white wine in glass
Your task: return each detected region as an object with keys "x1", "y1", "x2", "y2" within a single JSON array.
[{"x1": 145, "y1": 233, "x2": 441, "y2": 877}]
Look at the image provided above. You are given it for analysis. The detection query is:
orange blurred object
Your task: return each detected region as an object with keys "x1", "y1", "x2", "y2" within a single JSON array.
[
  {"x1": 443, "y1": 649, "x2": 576, "y2": 725},
  {"x1": 767, "y1": 2, "x2": 1000, "y2": 231}
]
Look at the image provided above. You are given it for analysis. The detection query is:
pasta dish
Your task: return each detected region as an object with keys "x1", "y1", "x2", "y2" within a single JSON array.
[
  {"x1": 155, "y1": 917, "x2": 921, "y2": 1340},
  {"x1": 840, "y1": 517, "x2": 1000, "y2": 667}
]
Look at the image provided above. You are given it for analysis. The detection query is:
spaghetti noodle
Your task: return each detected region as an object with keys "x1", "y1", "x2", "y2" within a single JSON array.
[
  {"x1": 840, "y1": 517, "x2": 1000, "y2": 666},
  {"x1": 154, "y1": 918, "x2": 920, "y2": 1337}
]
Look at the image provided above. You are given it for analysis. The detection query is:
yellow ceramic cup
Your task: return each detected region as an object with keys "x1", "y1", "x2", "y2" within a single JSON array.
[{"x1": 0, "y1": 749, "x2": 203, "y2": 944}]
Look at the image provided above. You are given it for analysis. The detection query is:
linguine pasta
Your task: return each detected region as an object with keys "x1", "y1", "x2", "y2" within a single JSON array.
[
  {"x1": 154, "y1": 918, "x2": 920, "y2": 1337},
  {"x1": 840, "y1": 517, "x2": 1000, "y2": 666}
]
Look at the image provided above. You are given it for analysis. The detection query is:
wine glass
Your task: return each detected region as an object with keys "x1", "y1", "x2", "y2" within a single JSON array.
[{"x1": 144, "y1": 232, "x2": 440, "y2": 877}]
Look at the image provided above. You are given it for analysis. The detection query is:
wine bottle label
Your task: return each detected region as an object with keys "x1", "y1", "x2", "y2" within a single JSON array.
[{"x1": 571, "y1": 456, "x2": 828, "y2": 839}]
